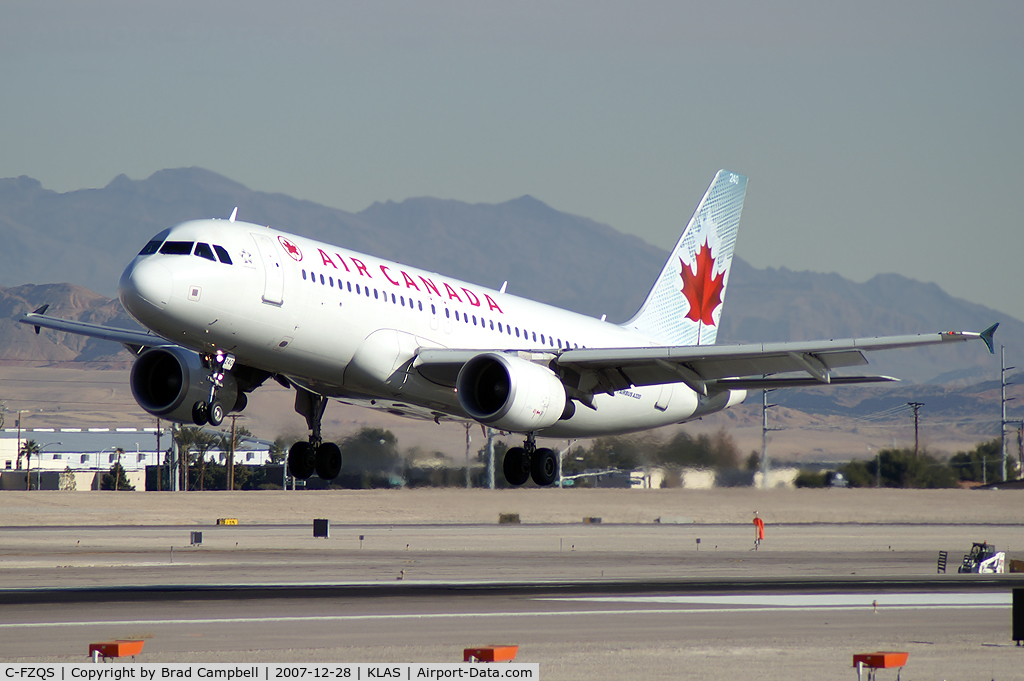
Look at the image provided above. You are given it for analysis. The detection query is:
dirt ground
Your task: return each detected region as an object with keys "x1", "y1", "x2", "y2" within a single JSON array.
[{"x1": 1, "y1": 487, "x2": 1022, "y2": 527}]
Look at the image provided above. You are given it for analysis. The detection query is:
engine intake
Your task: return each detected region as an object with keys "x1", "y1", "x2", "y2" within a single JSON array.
[
  {"x1": 130, "y1": 347, "x2": 238, "y2": 423},
  {"x1": 456, "y1": 353, "x2": 567, "y2": 432}
]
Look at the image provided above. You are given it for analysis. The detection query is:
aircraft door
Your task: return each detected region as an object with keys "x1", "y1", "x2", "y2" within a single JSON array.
[{"x1": 251, "y1": 233, "x2": 285, "y2": 306}]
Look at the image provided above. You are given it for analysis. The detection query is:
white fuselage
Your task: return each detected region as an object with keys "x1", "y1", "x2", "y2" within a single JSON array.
[{"x1": 118, "y1": 219, "x2": 744, "y2": 438}]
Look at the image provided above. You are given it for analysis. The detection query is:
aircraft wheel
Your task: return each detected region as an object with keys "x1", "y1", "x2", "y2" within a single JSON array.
[
  {"x1": 315, "y1": 442, "x2": 343, "y2": 480},
  {"x1": 208, "y1": 400, "x2": 225, "y2": 426},
  {"x1": 191, "y1": 401, "x2": 209, "y2": 425},
  {"x1": 288, "y1": 441, "x2": 315, "y2": 480},
  {"x1": 531, "y1": 447, "x2": 558, "y2": 486},
  {"x1": 503, "y1": 447, "x2": 530, "y2": 486}
]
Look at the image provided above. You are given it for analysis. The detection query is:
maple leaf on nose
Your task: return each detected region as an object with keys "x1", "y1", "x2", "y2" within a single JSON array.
[{"x1": 680, "y1": 239, "x2": 725, "y2": 326}]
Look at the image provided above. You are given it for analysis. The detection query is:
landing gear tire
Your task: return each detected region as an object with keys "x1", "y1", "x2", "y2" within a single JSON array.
[
  {"x1": 503, "y1": 447, "x2": 530, "y2": 486},
  {"x1": 315, "y1": 442, "x2": 343, "y2": 480},
  {"x1": 208, "y1": 400, "x2": 225, "y2": 427},
  {"x1": 288, "y1": 441, "x2": 315, "y2": 480},
  {"x1": 531, "y1": 447, "x2": 558, "y2": 486},
  {"x1": 192, "y1": 401, "x2": 209, "y2": 425}
]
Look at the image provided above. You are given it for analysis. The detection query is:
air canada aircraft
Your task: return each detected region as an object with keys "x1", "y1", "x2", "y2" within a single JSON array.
[{"x1": 20, "y1": 170, "x2": 997, "y2": 486}]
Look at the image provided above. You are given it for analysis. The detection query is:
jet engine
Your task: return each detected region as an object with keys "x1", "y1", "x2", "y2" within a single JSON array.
[
  {"x1": 456, "y1": 353, "x2": 569, "y2": 432},
  {"x1": 130, "y1": 346, "x2": 238, "y2": 423}
]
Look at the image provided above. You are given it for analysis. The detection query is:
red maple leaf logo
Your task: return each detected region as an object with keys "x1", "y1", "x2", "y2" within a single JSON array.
[
  {"x1": 679, "y1": 239, "x2": 725, "y2": 326},
  {"x1": 278, "y1": 236, "x2": 303, "y2": 261}
]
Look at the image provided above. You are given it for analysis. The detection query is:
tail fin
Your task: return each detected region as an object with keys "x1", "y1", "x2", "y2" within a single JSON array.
[{"x1": 622, "y1": 170, "x2": 747, "y2": 346}]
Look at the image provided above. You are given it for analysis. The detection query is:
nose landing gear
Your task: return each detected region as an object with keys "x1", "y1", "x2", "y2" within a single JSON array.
[{"x1": 192, "y1": 350, "x2": 235, "y2": 426}]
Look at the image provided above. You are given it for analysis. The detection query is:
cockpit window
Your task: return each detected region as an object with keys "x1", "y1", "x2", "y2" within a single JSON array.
[
  {"x1": 194, "y1": 243, "x2": 216, "y2": 261},
  {"x1": 160, "y1": 241, "x2": 194, "y2": 255},
  {"x1": 138, "y1": 239, "x2": 162, "y2": 256},
  {"x1": 213, "y1": 245, "x2": 233, "y2": 265}
]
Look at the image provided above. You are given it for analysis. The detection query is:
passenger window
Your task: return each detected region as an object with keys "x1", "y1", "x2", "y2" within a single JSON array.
[
  {"x1": 302, "y1": 270, "x2": 307, "y2": 280},
  {"x1": 348, "y1": 282, "x2": 352, "y2": 292},
  {"x1": 139, "y1": 239, "x2": 162, "y2": 256},
  {"x1": 159, "y1": 241, "x2": 194, "y2": 255},
  {"x1": 214, "y1": 245, "x2": 233, "y2": 264},
  {"x1": 557, "y1": 339, "x2": 562, "y2": 348},
  {"x1": 400, "y1": 296, "x2": 405, "y2": 306},
  {"x1": 455, "y1": 311, "x2": 460, "y2": 321},
  {"x1": 515, "y1": 328, "x2": 520, "y2": 338},
  {"x1": 446, "y1": 308, "x2": 450, "y2": 318},
  {"x1": 472, "y1": 315, "x2": 477, "y2": 325},
  {"x1": 431, "y1": 304, "x2": 436, "y2": 314},
  {"x1": 498, "y1": 322, "x2": 503, "y2": 333},
  {"x1": 392, "y1": 293, "x2": 396, "y2": 304},
  {"x1": 320, "y1": 274, "x2": 325, "y2": 285},
  {"x1": 329, "y1": 277, "x2": 334, "y2": 287},
  {"x1": 489, "y1": 320, "x2": 494, "y2": 330},
  {"x1": 418, "y1": 301, "x2": 423, "y2": 311},
  {"x1": 540, "y1": 334, "x2": 545, "y2": 344},
  {"x1": 374, "y1": 289, "x2": 379, "y2": 299}
]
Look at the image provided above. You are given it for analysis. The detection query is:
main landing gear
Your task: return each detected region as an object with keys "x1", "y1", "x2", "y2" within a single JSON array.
[
  {"x1": 503, "y1": 433, "x2": 558, "y2": 487},
  {"x1": 192, "y1": 350, "x2": 236, "y2": 427},
  {"x1": 287, "y1": 387, "x2": 343, "y2": 481}
]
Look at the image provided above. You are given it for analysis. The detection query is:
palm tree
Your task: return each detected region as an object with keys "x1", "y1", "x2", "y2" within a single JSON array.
[
  {"x1": 173, "y1": 426, "x2": 219, "y2": 490},
  {"x1": 19, "y1": 440, "x2": 41, "y2": 490}
]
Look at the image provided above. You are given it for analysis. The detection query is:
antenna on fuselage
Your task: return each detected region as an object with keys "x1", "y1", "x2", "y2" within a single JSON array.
[
  {"x1": 229, "y1": 207, "x2": 238, "y2": 222},
  {"x1": 499, "y1": 281, "x2": 508, "y2": 294}
]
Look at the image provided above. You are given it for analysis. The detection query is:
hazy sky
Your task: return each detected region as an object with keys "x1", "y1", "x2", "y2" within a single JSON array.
[{"x1": 3, "y1": 1, "x2": 1022, "y2": 321}]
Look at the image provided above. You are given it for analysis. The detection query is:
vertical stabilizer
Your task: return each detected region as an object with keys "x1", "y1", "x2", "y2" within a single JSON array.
[{"x1": 622, "y1": 170, "x2": 747, "y2": 346}]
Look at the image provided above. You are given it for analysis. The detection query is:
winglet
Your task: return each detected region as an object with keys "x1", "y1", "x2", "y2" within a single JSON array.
[
  {"x1": 980, "y1": 323, "x2": 998, "y2": 354},
  {"x1": 29, "y1": 304, "x2": 49, "y2": 334}
]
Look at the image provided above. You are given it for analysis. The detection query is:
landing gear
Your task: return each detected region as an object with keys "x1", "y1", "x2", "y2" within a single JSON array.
[
  {"x1": 531, "y1": 448, "x2": 558, "y2": 486},
  {"x1": 502, "y1": 434, "x2": 558, "y2": 487},
  {"x1": 288, "y1": 441, "x2": 315, "y2": 480},
  {"x1": 503, "y1": 447, "x2": 530, "y2": 486},
  {"x1": 192, "y1": 350, "x2": 235, "y2": 426},
  {"x1": 288, "y1": 387, "x2": 343, "y2": 481},
  {"x1": 314, "y1": 442, "x2": 343, "y2": 480}
]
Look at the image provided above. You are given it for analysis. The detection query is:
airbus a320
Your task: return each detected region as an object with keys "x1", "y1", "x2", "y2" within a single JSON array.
[{"x1": 21, "y1": 171, "x2": 997, "y2": 485}]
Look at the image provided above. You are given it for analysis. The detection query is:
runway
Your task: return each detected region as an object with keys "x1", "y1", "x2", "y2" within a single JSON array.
[
  {"x1": 2, "y1": 518, "x2": 1022, "y2": 680},
  {"x1": 0, "y1": 586, "x2": 1020, "y2": 680}
]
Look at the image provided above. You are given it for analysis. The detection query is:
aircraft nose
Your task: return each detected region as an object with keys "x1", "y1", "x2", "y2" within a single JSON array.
[{"x1": 119, "y1": 258, "x2": 173, "y2": 314}]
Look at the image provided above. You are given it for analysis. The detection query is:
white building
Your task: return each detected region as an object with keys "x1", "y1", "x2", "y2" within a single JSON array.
[{"x1": 1, "y1": 425, "x2": 272, "y2": 490}]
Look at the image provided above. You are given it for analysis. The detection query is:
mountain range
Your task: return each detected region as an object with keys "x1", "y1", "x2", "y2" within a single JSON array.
[{"x1": 0, "y1": 168, "x2": 1019, "y2": 386}]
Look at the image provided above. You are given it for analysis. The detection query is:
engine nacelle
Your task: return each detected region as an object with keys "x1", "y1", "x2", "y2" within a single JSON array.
[
  {"x1": 130, "y1": 346, "x2": 238, "y2": 423},
  {"x1": 456, "y1": 353, "x2": 568, "y2": 432}
]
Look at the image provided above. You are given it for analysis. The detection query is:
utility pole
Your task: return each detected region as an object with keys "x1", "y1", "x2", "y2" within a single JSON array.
[
  {"x1": 155, "y1": 418, "x2": 162, "y2": 491},
  {"x1": 485, "y1": 427, "x2": 495, "y2": 490},
  {"x1": 761, "y1": 388, "x2": 782, "y2": 488},
  {"x1": 907, "y1": 402, "x2": 924, "y2": 457},
  {"x1": 227, "y1": 415, "x2": 235, "y2": 491},
  {"x1": 464, "y1": 422, "x2": 472, "y2": 489},
  {"x1": 1000, "y1": 346, "x2": 1015, "y2": 482}
]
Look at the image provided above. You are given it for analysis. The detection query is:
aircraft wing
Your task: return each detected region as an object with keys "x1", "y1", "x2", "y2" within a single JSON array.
[
  {"x1": 19, "y1": 306, "x2": 172, "y2": 355},
  {"x1": 555, "y1": 325, "x2": 998, "y2": 396}
]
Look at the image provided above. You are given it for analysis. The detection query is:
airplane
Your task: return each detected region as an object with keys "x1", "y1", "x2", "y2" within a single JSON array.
[{"x1": 20, "y1": 170, "x2": 997, "y2": 486}]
